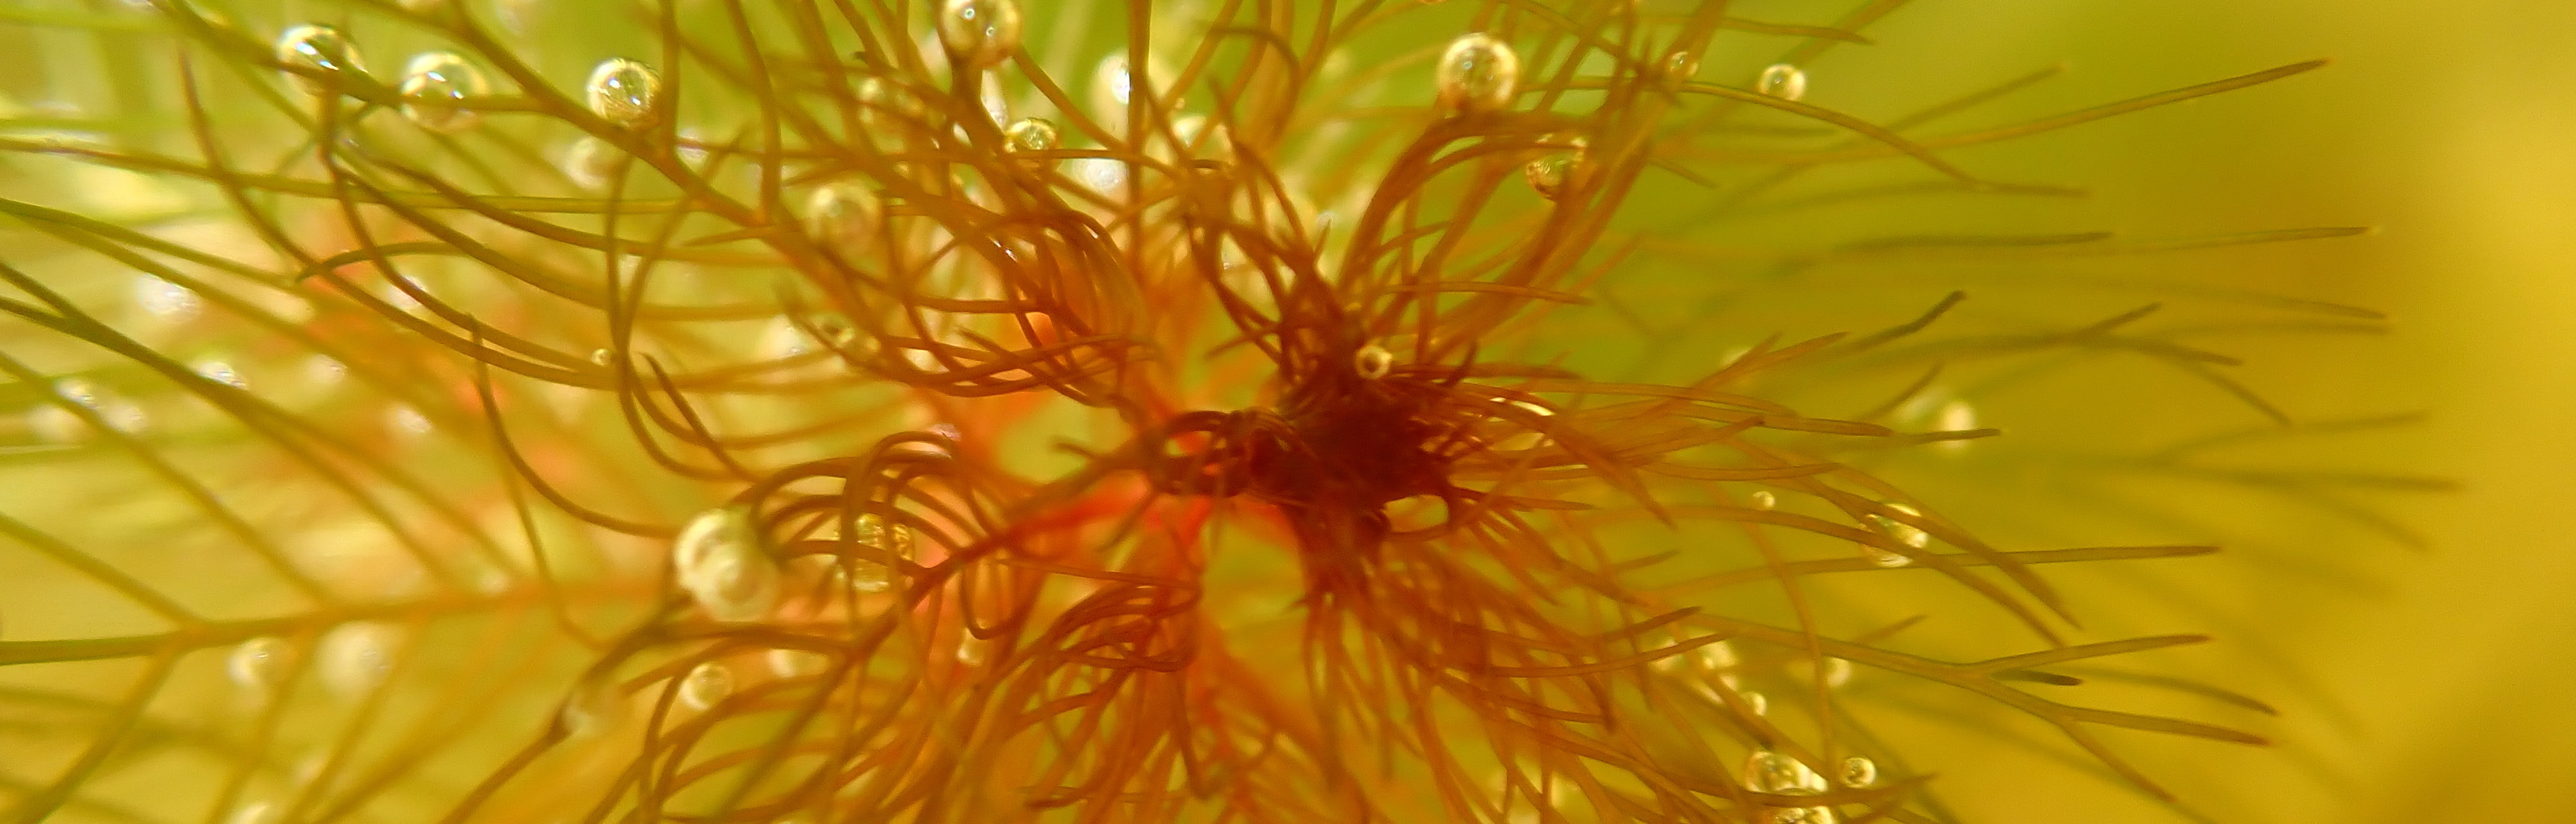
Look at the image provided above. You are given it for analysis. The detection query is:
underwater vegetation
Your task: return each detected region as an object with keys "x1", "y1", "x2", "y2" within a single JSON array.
[{"x1": 0, "y1": 0, "x2": 2431, "y2": 821}]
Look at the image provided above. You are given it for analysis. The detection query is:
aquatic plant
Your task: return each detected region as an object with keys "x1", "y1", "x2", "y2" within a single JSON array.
[{"x1": 0, "y1": 0, "x2": 2408, "y2": 821}]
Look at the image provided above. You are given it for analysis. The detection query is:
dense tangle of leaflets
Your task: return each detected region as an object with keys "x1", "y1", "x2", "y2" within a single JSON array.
[{"x1": 0, "y1": 0, "x2": 2396, "y2": 821}]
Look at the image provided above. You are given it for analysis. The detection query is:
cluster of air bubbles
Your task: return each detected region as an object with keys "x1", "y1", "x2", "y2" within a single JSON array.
[
  {"x1": 227, "y1": 636, "x2": 289, "y2": 693},
  {"x1": 193, "y1": 359, "x2": 246, "y2": 389},
  {"x1": 1355, "y1": 343, "x2": 1395, "y2": 380},
  {"x1": 673, "y1": 506, "x2": 781, "y2": 623},
  {"x1": 1743, "y1": 751, "x2": 1834, "y2": 823},
  {"x1": 399, "y1": 52, "x2": 490, "y2": 132},
  {"x1": 1003, "y1": 117, "x2": 1059, "y2": 153},
  {"x1": 317, "y1": 622, "x2": 397, "y2": 698},
  {"x1": 848, "y1": 513, "x2": 915, "y2": 592},
  {"x1": 586, "y1": 58, "x2": 663, "y2": 129},
  {"x1": 134, "y1": 273, "x2": 201, "y2": 322},
  {"x1": 274, "y1": 25, "x2": 366, "y2": 97},
  {"x1": 679, "y1": 660, "x2": 734, "y2": 710},
  {"x1": 935, "y1": 0, "x2": 1023, "y2": 69},
  {"x1": 1862, "y1": 503, "x2": 1927, "y2": 567},
  {"x1": 1436, "y1": 33, "x2": 1519, "y2": 114},
  {"x1": 1756, "y1": 64, "x2": 1809, "y2": 102},
  {"x1": 1524, "y1": 136, "x2": 1587, "y2": 201}
]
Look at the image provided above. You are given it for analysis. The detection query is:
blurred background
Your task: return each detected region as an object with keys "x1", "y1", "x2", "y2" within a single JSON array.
[{"x1": 1809, "y1": 0, "x2": 2575, "y2": 821}]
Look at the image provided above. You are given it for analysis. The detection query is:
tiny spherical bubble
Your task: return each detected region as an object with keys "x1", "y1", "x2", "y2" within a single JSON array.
[
  {"x1": 589, "y1": 347, "x2": 613, "y2": 366},
  {"x1": 1355, "y1": 343, "x2": 1394, "y2": 379},
  {"x1": 936, "y1": 0, "x2": 1022, "y2": 69},
  {"x1": 135, "y1": 274, "x2": 201, "y2": 321},
  {"x1": 1840, "y1": 756, "x2": 1878, "y2": 788},
  {"x1": 1075, "y1": 156, "x2": 1128, "y2": 194},
  {"x1": 803, "y1": 183, "x2": 883, "y2": 251},
  {"x1": 1742, "y1": 751, "x2": 1828, "y2": 795},
  {"x1": 1523, "y1": 149, "x2": 1580, "y2": 200},
  {"x1": 956, "y1": 636, "x2": 990, "y2": 666},
  {"x1": 399, "y1": 51, "x2": 489, "y2": 133},
  {"x1": 1435, "y1": 33, "x2": 1519, "y2": 114},
  {"x1": 194, "y1": 359, "x2": 247, "y2": 389},
  {"x1": 1743, "y1": 690, "x2": 1767, "y2": 716},
  {"x1": 679, "y1": 660, "x2": 734, "y2": 710},
  {"x1": 1662, "y1": 51, "x2": 1701, "y2": 89},
  {"x1": 585, "y1": 58, "x2": 663, "y2": 129},
  {"x1": 1693, "y1": 638, "x2": 1738, "y2": 671},
  {"x1": 1935, "y1": 399, "x2": 1978, "y2": 453},
  {"x1": 318, "y1": 622, "x2": 397, "y2": 699},
  {"x1": 1002, "y1": 117, "x2": 1058, "y2": 153},
  {"x1": 227, "y1": 636, "x2": 289, "y2": 691},
  {"x1": 275, "y1": 25, "x2": 367, "y2": 97},
  {"x1": 674, "y1": 505, "x2": 754, "y2": 590},
  {"x1": 674, "y1": 506, "x2": 778, "y2": 623},
  {"x1": 1748, "y1": 490, "x2": 1776, "y2": 511},
  {"x1": 1756, "y1": 63, "x2": 1808, "y2": 102}
]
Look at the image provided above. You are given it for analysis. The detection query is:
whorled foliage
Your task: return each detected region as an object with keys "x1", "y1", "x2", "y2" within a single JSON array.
[{"x1": 0, "y1": 0, "x2": 2416, "y2": 822}]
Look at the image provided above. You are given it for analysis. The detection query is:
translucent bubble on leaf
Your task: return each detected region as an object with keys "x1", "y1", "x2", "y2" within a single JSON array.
[
  {"x1": 227, "y1": 636, "x2": 289, "y2": 692},
  {"x1": 275, "y1": 24, "x2": 366, "y2": 96},
  {"x1": 1742, "y1": 751, "x2": 1828, "y2": 795},
  {"x1": 1756, "y1": 63, "x2": 1808, "y2": 102},
  {"x1": 399, "y1": 51, "x2": 489, "y2": 132},
  {"x1": 1003, "y1": 117, "x2": 1058, "y2": 152},
  {"x1": 1434, "y1": 33, "x2": 1519, "y2": 114},
  {"x1": 194, "y1": 359, "x2": 247, "y2": 389},
  {"x1": 679, "y1": 660, "x2": 734, "y2": 711},
  {"x1": 585, "y1": 58, "x2": 663, "y2": 129},
  {"x1": 1354, "y1": 343, "x2": 1393, "y2": 379},
  {"x1": 1749, "y1": 490, "x2": 1777, "y2": 511},
  {"x1": 560, "y1": 679, "x2": 627, "y2": 737},
  {"x1": 1840, "y1": 755, "x2": 1878, "y2": 788},
  {"x1": 804, "y1": 183, "x2": 883, "y2": 251},
  {"x1": 1863, "y1": 502, "x2": 1927, "y2": 567},
  {"x1": 673, "y1": 506, "x2": 779, "y2": 623},
  {"x1": 317, "y1": 622, "x2": 397, "y2": 699},
  {"x1": 935, "y1": 0, "x2": 1022, "y2": 69},
  {"x1": 767, "y1": 647, "x2": 826, "y2": 678},
  {"x1": 134, "y1": 274, "x2": 201, "y2": 321}
]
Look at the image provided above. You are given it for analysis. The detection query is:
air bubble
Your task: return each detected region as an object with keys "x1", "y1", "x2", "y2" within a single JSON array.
[
  {"x1": 399, "y1": 52, "x2": 489, "y2": 132},
  {"x1": 1003, "y1": 117, "x2": 1058, "y2": 152},
  {"x1": 195, "y1": 360, "x2": 247, "y2": 389},
  {"x1": 227, "y1": 636, "x2": 289, "y2": 691},
  {"x1": 1749, "y1": 490, "x2": 1776, "y2": 511},
  {"x1": 305, "y1": 355, "x2": 347, "y2": 388},
  {"x1": 275, "y1": 25, "x2": 367, "y2": 96},
  {"x1": 1523, "y1": 140, "x2": 1583, "y2": 201},
  {"x1": 936, "y1": 0, "x2": 1022, "y2": 69},
  {"x1": 1767, "y1": 808, "x2": 1834, "y2": 824},
  {"x1": 318, "y1": 622, "x2": 397, "y2": 698},
  {"x1": 1744, "y1": 690, "x2": 1768, "y2": 716},
  {"x1": 589, "y1": 348, "x2": 613, "y2": 366},
  {"x1": 135, "y1": 274, "x2": 201, "y2": 321},
  {"x1": 1742, "y1": 751, "x2": 1828, "y2": 795},
  {"x1": 1839, "y1": 755, "x2": 1878, "y2": 788},
  {"x1": 1355, "y1": 344, "x2": 1394, "y2": 379},
  {"x1": 804, "y1": 183, "x2": 882, "y2": 251},
  {"x1": 680, "y1": 660, "x2": 734, "y2": 710},
  {"x1": 389, "y1": 405, "x2": 433, "y2": 437},
  {"x1": 53, "y1": 378, "x2": 99, "y2": 408},
  {"x1": 561, "y1": 136, "x2": 621, "y2": 191},
  {"x1": 1435, "y1": 33, "x2": 1519, "y2": 114},
  {"x1": 848, "y1": 512, "x2": 914, "y2": 592},
  {"x1": 1863, "y1": 502, "x2": 1926, "y2": 567},
  {"x1": 1756, "y1": 64, "x2": 1808, "y2": 102},
  {"x1": 1662, "y1": 51, "x2": 1701, "y2": 88},
  {"x1": 1935, "y1": 400, "x2": 1978, "y2": 452},
  {"x1": 560, "y1": 680, "x2": 626, "y2": 737},
  {"x1": 672, "y1": 506, "x2": 779, "y2": 623},
  {"x1": 101, "y1": 401, "x2": 147, "y2": 434},
  {"x1": 767, "y1": 647, "x2": 826, "y2": 678},
  {"x1": 585, "y1": 58, "x2": 663, "y2": 129},
  {"x1": 957, "y1": 636, "x2": 990, "y2": 666}
]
